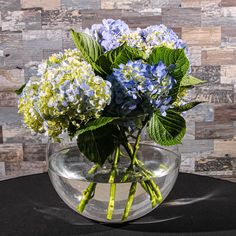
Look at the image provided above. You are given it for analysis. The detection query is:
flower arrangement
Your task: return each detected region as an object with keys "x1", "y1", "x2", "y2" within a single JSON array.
[{"x1": 17, "y1": 19, "x2": 204, "y2": 221}]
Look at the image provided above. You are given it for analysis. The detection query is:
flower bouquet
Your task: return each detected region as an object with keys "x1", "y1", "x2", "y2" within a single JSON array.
[{"x1": 17, "y1": 19, "x2": 204, "y2": 222}]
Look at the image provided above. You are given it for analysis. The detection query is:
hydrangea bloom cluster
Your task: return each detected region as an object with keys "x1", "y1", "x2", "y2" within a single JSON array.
[
  {"x1": 106, "y1": 60, "x2": 175, "y2": 117},
  {"x1": 18, "y1": 49, "x2": 111, "y2": 139},
  {"x1": 90, "y1": 19, "x2": 187, "y2": 55},
  {"x1": 91, "y1": 19, "x2": 129, "y2": 51}
]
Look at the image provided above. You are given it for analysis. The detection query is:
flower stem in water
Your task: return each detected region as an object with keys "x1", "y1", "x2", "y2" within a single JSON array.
[
  {"x1": 77, "y1": 182, "x2": 96, "y2": 213},
  {"x1": 122, "y1": 182, "x2": 137, "y2": 221},
  {"x1": 106, "y1": 146, "x2": 120, "y2": 220},
  {"x1": 107, "y1": 183, "x2": 116, "y2": 220}
]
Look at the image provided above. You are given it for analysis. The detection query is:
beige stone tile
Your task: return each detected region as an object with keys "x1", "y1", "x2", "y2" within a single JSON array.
[
  {"x1": 214, "y1": 140, "x2": 236, "y2": 156},
  {"x1": 221, "y1": 65, "x2": 236, "y2": 84},
  {"x1": 0, "y1": 143, "x2": 23, "y2": 162},
  {"x1": 0, "y1": 69, "x2": 24, "y2": 92},
  {"x1": 182, "y1": 27, "x2": 221, "y2": 47},
  {"x1": 21, "y1": 0, "x2": 60, "y2": 10},
  {"x1": 202, "y1": 48, "x2": 236, "y2": 65}
]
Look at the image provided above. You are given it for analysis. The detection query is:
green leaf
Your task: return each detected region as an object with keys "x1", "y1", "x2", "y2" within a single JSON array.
[
  {"x1": 96, "y1": 44, "x2": 147, "y2": 75},
  {"x1": 147, "y1": 110, "x2": 186, "y2": 146},
  {"x1": 70, "y1": 29, "x2": 107, "y2": 75},
  {"x1": 77, "y1": 125, "x2": 119, "y2": 165},
  {"x1": 70, "y1": 29, "x2": 103, "y2": 62},
  {"x1": 76, "y1": 117, "x2": 119, "y2": 136},
  {"x1": 172, "y1": 101, "x2": 203, "y2": 112},
  {"x1": 181, "y1": 75, "x2": 206, "y2": 87},
  {"x1": 15, "y1": 83, "x2": 26, "y2": 95},
  {"x1": 148, "y1": 47, "x2": 190, "y2": 102}
]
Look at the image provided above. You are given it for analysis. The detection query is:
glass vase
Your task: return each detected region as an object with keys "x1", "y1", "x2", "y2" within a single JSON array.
[{"x1": 47, "y1": 141, "x2": 180, "y2": 223}]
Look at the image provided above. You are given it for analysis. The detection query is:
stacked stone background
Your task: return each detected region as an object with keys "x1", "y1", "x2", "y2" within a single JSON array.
[{"x1": 0, "y1": 0, "x2": 236, "y2": 181}]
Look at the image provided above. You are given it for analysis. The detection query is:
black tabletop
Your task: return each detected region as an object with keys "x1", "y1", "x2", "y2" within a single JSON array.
[{"x1": 0, "y1": 172, "x2": 236, "y2": 236}]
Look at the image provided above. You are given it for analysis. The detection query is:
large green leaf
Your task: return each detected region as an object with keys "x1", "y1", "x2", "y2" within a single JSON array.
[
  {"x1": 172, "y1": 101, "x2": 203, "y2": 113},
  {"x1": 148, "y1": 47, "x2": 190, "y2": 102},
  {"x1": 76, "y1": 117, "x2": 119, "y2": 136},
  {"x1": 77, "y1": 125, "x2": 119, "y2": 165},
  {"x1": 70, "y1": 29, "x2": 103, "y2": 62},
  {"x1": 70, "y1": 29, "x2": 106, "y2": 75},
  {"x1": 147, "y1": 110, "x2": 186, "y2": 146},
  {"x1": 181, "y1": 75, "x2": 206, "y2": 87},
  {"x1": 96, "y1": 44, "x2": 147, "y2": 75}
]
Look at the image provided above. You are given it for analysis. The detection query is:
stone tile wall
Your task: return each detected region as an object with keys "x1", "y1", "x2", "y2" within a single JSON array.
[{"x1": 0, "y1": 0, "x2": 236, "y2": 181}]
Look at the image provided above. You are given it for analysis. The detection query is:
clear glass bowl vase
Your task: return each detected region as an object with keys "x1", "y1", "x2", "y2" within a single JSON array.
[{"x1": 47, "y1": 141, "x2": 181, "y2": 223}]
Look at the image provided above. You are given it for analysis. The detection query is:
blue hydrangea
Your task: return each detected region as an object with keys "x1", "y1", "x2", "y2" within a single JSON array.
[
  {"x1": 91, "y1": 19, "x2": 129, "y2": 51},
  {"x1": 106, "y1": 60, "x2": 175, "y2": 117},
  {"x1": 141, "y1": 25, "x2": 186, "y2": 50}
]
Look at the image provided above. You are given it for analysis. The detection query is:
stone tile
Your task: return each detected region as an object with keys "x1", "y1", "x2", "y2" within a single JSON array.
[
  {"x1": 221, "y1": 65, "x2": 236, "y2": 84},
  {"x1": 202, "y1": 6, "x2": 236, "y2": 26},
  {"x1": 184, "y1": 120, "x2": 195, "y2": 140},
  {"x1": 0, "y1": 107, "x2": 21, "y2": 125},
  {"x1": 23, "y1": 144, "x2": 46, "y2": 161},
  {"x1": 162, "y1": 8, "x2": 201, "y2": 27},
  {"x1": 0, "y1": 0, "x2": 21, "y2": 11},
  {"x1": 81, "y1": 9, "x2": 121, "y2": 28},
  {"x1": 2, "y1": 10, "x2": 41, "y2": 32},
  {"x1": 201, "y1": 0, "x2": 221, "y2": 8},
  {"x1": 215, "y1": 104, "x2": 236, "y2": 122},
  {"x1": 181, "y1": 0, "x2": 201, "y2": 7},
  {"x1": 0, "y1": 143, "x2": 23, "y2": 162},
  {"x1": 22, "y1": 30, "x2": 63, "y2": 50},
  {"x1": 0, "y1": 32, "x2": 22, "y2": 51},
  {"x1": 195, "y1": 157, "x2": 233, "y2": 172},
  {"x1": 2, "y1": 124, "x2": 42, "y2": 143},
  {"x1": 0, "y1": 69, "x2": 25, "y2": 91},
  {"x1": 3, "y1": 48, "x2": 43, "y2": 69},
  {"x1": 4, "y1": 160, "x2": 47, "y2": 176},
  {"x1": 191, "y1": 65, "x2": 220, "y2": 84},
  {"x1": 221, "y1": 0, "x2": 236, "y2": 7},
  {"x1": 214, "y1": 140, "x2": 236, "y2": 156},
  {"x1": 188, "y1": 46, "x2": 201, "y2": 66},
  {"x1": 184, "y1": 103, "x2": 214, "y2": 122},
  {"x1": 62, "y1": 30, "x2": 75, "y2": 49},
  {"x1": 202, "y1": 48, "x2": 236, "y2": 65},
  {"x1": 121, "y1": 12, "x2": 162, "y2": 28},
  {"x1": 0, "y1": 162, "x2": 5, "y2": 176},
  {"x1": 0, "y1": 126, "x2": 2, "y2": 143},
  {"x1": 182, "y1": 27, "x2": 221, "y2": 47},
  {"x1": 21, "y1": 0, "x2": 60, "y2": 10},
  {"x1": 42, "y1": 10, "x2": 82, "y2": 30},
  {"x1": 195, "y1": 122, "x2": 234, "y2": 139},
  {"x1": 101, "y1": 0, "x2": 180, "y2": 10},
  {"x1": 81, "y1": 10, "x2": 162, "y2": 29},
  {"x1": 0, "y1": 91, "x2": 18, "y2": 106},
  {"x1": 180, "y1": 154, "x2": 195, "y2": 173},
  {"x1": 62, "y1": 0, "x2": 101, "y2": 9},
  {"x1": 221, "y1": 27, "x2": 236, "y2": 47},
  {"x1": 191, "y1": 84, "x2": 234, "y2": 103},
  {"x1": 178, "y1": 140, "x2": 214, "y2": 153}
]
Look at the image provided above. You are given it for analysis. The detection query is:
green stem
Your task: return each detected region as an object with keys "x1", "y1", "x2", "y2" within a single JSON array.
[
  {"x1": 106, "y1": 146, "x2": 120, "y2": 220},
  {"x1": 88, "y1": 164, "x2": 99, "y2": 174},
  {"x1": 131, "y1": 129, "x2": 142, "y2": 166},
  {"x1": 107, "y1": 183, "x2": 116, "y2": 220},
  {"x1": 149, "y1": 180, "x2": 163, "y2": 203},
  {"x1": 77, "y1": 182, "x2": 97, "y2": 213},
  {"x1": 144, "y1": 181, "x2": 157, "y2": 208},
  {"x1": 122, "y1": 182, "x2": 137, "y2": 221}
]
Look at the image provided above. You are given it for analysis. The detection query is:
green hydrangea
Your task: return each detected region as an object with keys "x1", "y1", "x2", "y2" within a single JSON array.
[{"x1": 18, "y1": 49, "x2": 111, "y2": 139}]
